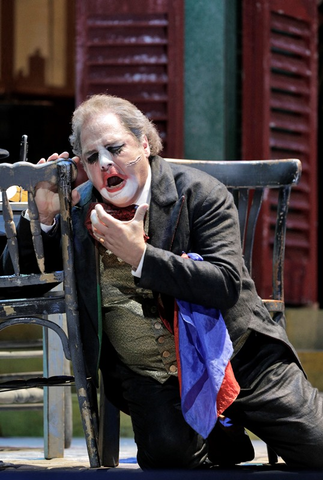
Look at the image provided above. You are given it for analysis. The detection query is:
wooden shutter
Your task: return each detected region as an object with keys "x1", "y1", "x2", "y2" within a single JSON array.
[
  {"x1": 75, "y1": 0, "x2": 183, "y2": 158},
  {"x1": 242, "y1": 0, "x2": 318, "y2": 305}
]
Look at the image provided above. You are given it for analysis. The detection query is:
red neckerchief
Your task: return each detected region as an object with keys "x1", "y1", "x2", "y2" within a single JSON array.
[{"x1": 85, "y1": 202, "x2": 149, "y2": 242}]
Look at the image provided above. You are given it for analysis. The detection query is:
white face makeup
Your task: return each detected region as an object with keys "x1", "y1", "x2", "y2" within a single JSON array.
[{"x1": 80, "y1": 112, "x2": 150, "y2": 207}]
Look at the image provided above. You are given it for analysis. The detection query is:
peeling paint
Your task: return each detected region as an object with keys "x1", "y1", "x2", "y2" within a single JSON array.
[{"x1": 3, "y1": 306, "x2": 16, "y2": 315}]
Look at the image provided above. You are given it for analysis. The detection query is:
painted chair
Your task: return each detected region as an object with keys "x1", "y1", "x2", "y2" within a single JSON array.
[{"x1": 0, "y1": 159, "x2": 100, "y2": 467}]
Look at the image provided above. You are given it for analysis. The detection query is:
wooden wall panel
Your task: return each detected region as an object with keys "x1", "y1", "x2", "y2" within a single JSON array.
[
  {"x1": 75, "y1": 0, "x2": 184, "y2": 158},
  {"x1": 242, "y1": 0, "x2": 318, "y2": 305}
]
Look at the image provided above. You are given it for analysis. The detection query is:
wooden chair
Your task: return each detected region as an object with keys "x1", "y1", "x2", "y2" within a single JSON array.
[
  {"x1": 0, "y1": 159, "x2": 100, "y2": 467},
  {"x1": 99, "y1": 157, "x2": 302, "y2": 467}
]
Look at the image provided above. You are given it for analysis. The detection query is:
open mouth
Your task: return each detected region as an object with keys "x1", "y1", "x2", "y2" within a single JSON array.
[{"x1": 107, "y1": 175, "x2": 125, "y2": 189}]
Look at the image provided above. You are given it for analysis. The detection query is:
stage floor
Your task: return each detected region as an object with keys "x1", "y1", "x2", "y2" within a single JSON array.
[
  {"x1": 1, "y1": 439, "x2": 322, "y2": 479},
  {"x1": 0, "y1": 436, "x2": 275, "y2": 471}
]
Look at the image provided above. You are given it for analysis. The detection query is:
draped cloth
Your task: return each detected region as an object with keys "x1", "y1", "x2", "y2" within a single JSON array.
[{"x1": 174, "y1": 253, "x2": 240, "y2": 439}]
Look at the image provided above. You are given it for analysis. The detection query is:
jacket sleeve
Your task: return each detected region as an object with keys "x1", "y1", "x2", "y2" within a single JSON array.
[{"x1": 138, "y1": 181, "x2": 243, "y2": 312}]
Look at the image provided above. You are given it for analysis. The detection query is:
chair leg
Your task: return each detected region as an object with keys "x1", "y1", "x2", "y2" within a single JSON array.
[
  {"x1": 64, "y1": 382, "x2": 73, "y2": 449},
  {"x1": 66, "y1": 314, "x2": 100, "y2": 467},
  {"x1": 99, "y1": 375, "x2": 120, "y2": 467},
  {"x1": 43, "y1": 318, "x2": 65, "y2": 459},
  {"x1": 73, "y1": 373, "x2": 100, "y2": 467}
]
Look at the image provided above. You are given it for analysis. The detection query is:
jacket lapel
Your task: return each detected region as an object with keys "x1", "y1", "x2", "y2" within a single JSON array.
[{"x1": 149, "y1": 156, "x2": 186, "y2": 252}]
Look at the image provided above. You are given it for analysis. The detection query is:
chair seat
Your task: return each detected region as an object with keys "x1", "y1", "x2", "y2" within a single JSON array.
[{"x1": 0, "y1": 291, "x2": 66, "y2": 317}]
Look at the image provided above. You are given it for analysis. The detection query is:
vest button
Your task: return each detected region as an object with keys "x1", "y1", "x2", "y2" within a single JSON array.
[
  {"x1": 158, "y1": 336, "x2": 165, "y2": 344},
  {"x1": 169, "y1": 365, "x2": 178, "y2": 373},
  {"x1": 154, "y1": 322, "x2": 162, "y2": 330},
  {"x1": 162, "y1": 350, "x2": 170, "y2": 358}
]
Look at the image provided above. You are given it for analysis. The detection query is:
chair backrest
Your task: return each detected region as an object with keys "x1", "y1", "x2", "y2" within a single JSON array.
[
  {"x1": 166, "y1": 158, "x2": 302, "y2": 319},
  {"x1": 0, "y1": 159, "x2": 77, "y2": 317},
  {"x1": 0, "y1": 159, "x2": 80, "y2": 369}
]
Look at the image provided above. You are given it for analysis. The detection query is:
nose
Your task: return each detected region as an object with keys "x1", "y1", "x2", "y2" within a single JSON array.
[{"x1": 99, "y1": 151, "x2": 115, "y2": 171}]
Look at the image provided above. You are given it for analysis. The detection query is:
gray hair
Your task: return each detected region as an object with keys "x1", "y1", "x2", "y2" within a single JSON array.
[{"x1": 69, "y1": 94, "x2": 163, "y2": 157}]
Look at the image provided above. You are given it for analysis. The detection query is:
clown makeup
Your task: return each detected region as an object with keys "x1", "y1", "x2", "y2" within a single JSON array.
[{"x1": 80, "y1": 112, "x2": 150, "y2": 207}]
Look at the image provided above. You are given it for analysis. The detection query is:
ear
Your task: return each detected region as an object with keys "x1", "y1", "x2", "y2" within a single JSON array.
[{"x1": 142, "y1": 135, "x2": 151, "y2": 158}]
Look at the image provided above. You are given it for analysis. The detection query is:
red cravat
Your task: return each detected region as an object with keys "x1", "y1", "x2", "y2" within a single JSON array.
[
  {"x1": 86, "y1": 202, "x2": 137, "y2": 222},
  {"x1": 85, "y1": 202, "x2": 149, "y2": 241}
]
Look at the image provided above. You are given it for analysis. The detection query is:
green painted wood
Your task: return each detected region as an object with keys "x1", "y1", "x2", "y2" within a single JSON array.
[{"x1": 184, "y1": 0, "x2": 238, "y2": 159}]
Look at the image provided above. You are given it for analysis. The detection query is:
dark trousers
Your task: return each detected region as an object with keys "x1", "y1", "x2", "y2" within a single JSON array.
[
  {"x1": 227, "y1": 331, "x2": 323, "y2": 469},
  {"x1": 100, "y1": 331, "x2": 323, "y2": 469},
  {"x1": 100, "y1": 333, "x2": 208, "y2": 469}
]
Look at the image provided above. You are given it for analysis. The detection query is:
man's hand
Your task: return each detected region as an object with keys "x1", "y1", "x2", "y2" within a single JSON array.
[
  {"x1": 90, "y1": 203, "x2": 148, "y2": 269},
  {"x1": 33, "y1": 152, "x2": 81, "y2": 225}
]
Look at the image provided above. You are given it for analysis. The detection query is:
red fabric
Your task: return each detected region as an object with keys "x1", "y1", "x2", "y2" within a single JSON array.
[
  {"x1": 84, "y1": 202, "x2": 149, "y2": 242},
  {"x1": 216, "y1": 361, "x2": 240, "y2": 416},
  {"x1": 85, "y1": 203, "x2": 137, "y2": 237}
]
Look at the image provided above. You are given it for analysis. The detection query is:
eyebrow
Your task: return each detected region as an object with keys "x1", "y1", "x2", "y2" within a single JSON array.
[
  {"x1": 83, "y1": 142, "x2": 125, "y2": 157},
  {"x1": 83, "y1": 149, "x2": 96, "y2": 157}
]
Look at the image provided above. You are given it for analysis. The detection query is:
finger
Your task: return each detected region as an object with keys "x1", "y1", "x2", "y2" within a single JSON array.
[
  {"x1": 57, "y1": 151, "x2": 69, "y2": 159},
  {"x1": 71, "y1": 189, "x2": 81, "y2": 206},
  {"x1": 90, "y1": 209, "x2": 100, "y2": 227},
  {"x1": 46, "y1": 153, "x2": 59, "y2": 162},
  {"x1": 134, "y1": 203, "x2": 149, "y2": 222},
  {"x1": 38, "y1": 154, "x2": 57, "y2": 165},
  {"x1": 91, "y1": 220, "x2": 105, "y2": 243},
  {"x1": 45, "y1": 152, "x2": 70, "y2": 164},
  {"x1": 90, "y1": 208, "x2": 108, "y2": 230},
  {"x1": 94, "y1": 204, "x2": 115, "y2": 225},
  {"x1": 92, "y1": 225, "x2": 103, "y2": 240}
]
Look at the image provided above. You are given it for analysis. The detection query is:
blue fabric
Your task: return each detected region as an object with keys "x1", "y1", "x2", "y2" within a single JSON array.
[{"x1": 176, "y1": 253, "x2": 234, "y2": 439}]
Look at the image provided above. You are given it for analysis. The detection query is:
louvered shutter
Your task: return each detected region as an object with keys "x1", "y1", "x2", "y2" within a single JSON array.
[
  {"x1": 75, "y1": 0, "x2": 183, "y2": 158},
  {"x1": 242, "y1": 0, "x2": 318, "y2": 305}
]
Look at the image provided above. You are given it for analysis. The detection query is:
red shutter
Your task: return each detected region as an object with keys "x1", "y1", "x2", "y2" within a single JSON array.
[
  {"x1": 75, "y1": 0, "x2": 183, "y2": 158},
  {"x1": 242, "y1": 0, "x2": 318, "y2": 305}
]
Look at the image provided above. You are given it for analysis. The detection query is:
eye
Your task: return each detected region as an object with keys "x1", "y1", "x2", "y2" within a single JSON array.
[
  {"x1": 86, "y1": 152, "x2": 98, "y2": 164},
  {"x1": 107, "y1": 144, "x2": 124, "y2": 156}
]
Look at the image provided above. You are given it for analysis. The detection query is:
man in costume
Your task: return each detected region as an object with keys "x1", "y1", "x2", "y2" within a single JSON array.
[{"x1": 3, "y1": 94, "x2": 323, "y2": 469}]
